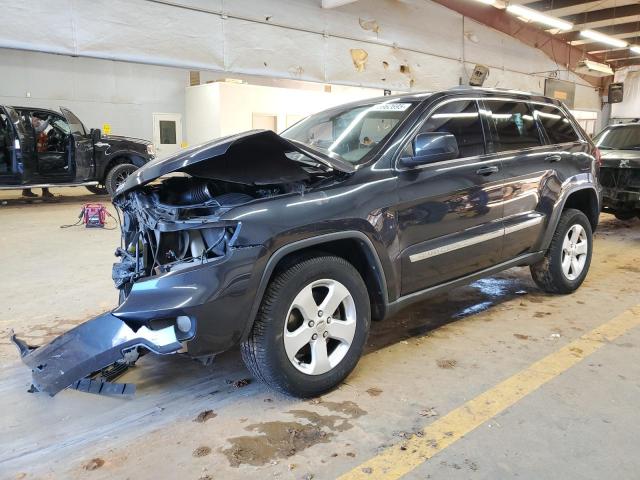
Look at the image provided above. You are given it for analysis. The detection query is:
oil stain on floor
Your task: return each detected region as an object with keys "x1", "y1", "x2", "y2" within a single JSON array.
[{"x1": 221, "y1": 400, "x2": 366, "y2": 467}]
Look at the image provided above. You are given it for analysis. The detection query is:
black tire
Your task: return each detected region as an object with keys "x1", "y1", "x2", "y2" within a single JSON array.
[
  {"x1": 614, "y1": 211, "x2": 635, "y2": 221},
  {"x1": 85, "y1": 185, "x2": 108, "y2": 195},
  {"x1": 105, "y1": 163, "x2": 138, "y2": 196},
  {"x1": 241, "y1": 255, "x2": 371, "y2": 398},
  {"x1": 530, "y1": 208, "x2": 593, "y2": 294}
]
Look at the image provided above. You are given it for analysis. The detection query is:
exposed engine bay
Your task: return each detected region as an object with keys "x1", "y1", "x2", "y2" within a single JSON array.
[{"x1": 113, "y1": 175, "x2": 312, "y2": 295}]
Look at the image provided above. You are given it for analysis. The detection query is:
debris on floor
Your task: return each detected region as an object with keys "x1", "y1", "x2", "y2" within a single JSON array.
[
  {"x1": 227, "y1": 378, "x2": 251, "y2": 388},
  {"x1": 366, "y1": 387, "x2": 383, "y2": 397},
  {"x1": 83, "y1": 458, "x2": 105, "y2": 471},
  {"x1": 436, "y1": 359, "x2": 457, "y2": 369},
  {"x1": 193, "y1": 446, "x2": 212, "y2": 457},
  {"x1": 194, "y1": 410, "x2": 217, "y2": 423},
  {"x1": 418, "y1": 407, "x2": 438, "y2": 417}
]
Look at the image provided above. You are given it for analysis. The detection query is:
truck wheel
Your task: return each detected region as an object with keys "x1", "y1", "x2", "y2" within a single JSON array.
[
  {"x1": 86, "y1": 185, "x2": 108, "y2": 195},
  {"x1": 614, "y1": 211, "x2": 635, "y2": 221},
  {"x1": 241, "y1": 255, "x2": 370, "y2": 398},
  {"x1": 105, "y1": 163, "x2": 138, "y2": 196},
  {"x1": 530, "y1": 209, "x2": 593, "y2": 294}
]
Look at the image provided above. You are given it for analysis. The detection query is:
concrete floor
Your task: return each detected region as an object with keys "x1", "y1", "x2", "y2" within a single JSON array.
[{"x1": 1, "y1": 187, "x2": 639, "y2": 480}]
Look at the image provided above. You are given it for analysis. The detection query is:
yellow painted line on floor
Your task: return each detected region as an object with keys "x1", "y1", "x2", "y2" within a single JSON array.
[{"x1": 339, "y1": 305, "x2": 640, "y2": 480}]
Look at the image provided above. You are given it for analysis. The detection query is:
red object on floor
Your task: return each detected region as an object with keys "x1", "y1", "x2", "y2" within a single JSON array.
[{"x1": 83, "y1": 203, "x2": 108, "y2": 228}]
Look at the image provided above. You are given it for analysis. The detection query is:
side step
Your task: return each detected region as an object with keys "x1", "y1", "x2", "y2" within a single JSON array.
[{"x1": 0, "y1": 181, "x2": 99, "y2": 190}]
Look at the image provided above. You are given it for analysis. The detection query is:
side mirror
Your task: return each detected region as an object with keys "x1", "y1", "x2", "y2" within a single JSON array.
[
  {"x1": 400, "y1": 132, "x2": 459, "y2": 168},
  {"x1": 90, "y1": 128, "x2": 102, "y2": 142}
]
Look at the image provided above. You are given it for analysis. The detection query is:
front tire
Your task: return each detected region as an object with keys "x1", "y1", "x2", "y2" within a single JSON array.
[
  {"x1": 241, "y1": 255, "x2": 370, "y2": 398},
  {"x1": 530, "y1": 209, "x2": 593, "y2": 294},
  {"x1": 105, "y1": 163, "x2": 138, "y2": 196}
]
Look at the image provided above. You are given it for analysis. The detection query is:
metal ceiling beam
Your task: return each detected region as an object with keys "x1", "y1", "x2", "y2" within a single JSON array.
[
  {"x1": 431, "y1": 0, "x2": 603, "y2": 87},
  {"x1": 605, "y1": 57, "x2": 640, "y2": 67},
  {"x1": 596, "y1": 48, "x2": 637, "y2": 61},
  {"x1": 564, "y1": 21, "x2": 640, "y2": 43},
  {"x1": 526, "y1": 0, "x2": 606, "y2": 12},
  {"x1": 561, "y1": 4, "x2": 640, "y2": 26}
]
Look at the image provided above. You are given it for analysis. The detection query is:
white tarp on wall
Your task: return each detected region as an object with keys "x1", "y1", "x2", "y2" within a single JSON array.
[
  {"x1": 611, "y1": 66, "x2": 640, "y2": 119},
  {"x1": 0, "y1": 0, "x2": 599, "y2": 108}
]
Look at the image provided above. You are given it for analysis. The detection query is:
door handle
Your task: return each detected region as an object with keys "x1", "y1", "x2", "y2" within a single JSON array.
[
  {"x1": 546, "y1": 154, "x2": 562, "y2": 163},
  {"x1": 476, "y1": 165, "x2": 499, "y2": 176}
]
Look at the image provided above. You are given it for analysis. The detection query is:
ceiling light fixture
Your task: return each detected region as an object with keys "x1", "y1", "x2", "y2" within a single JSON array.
[
  {"x1": 630, "y1": 45, "x2": 640, "y2": 54},
  {"x1": 580, "y1": 30, "x2": 628, "y2": 48},
  {"x1": 506, "y1": 4, "x2": 573, "y2": 31}
]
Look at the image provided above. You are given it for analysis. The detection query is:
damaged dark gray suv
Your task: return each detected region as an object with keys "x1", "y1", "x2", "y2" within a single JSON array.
[{"x1": 12, "y1": 88, "x2": 601, "y2": 398}]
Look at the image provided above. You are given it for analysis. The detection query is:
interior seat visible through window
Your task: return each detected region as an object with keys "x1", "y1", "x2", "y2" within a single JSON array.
[{"x1": 484, "y1": 100, "x2": 542, "y2": 152}]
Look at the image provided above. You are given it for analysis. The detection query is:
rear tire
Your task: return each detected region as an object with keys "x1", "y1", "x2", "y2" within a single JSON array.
[
  {"x1": 86, "y1": 185, "x2": 108, "y2": 195},
  {"x1": 530, "y1": 209, "x2": 593, "y2": 294},
  {"x1": 241, "y1": 255, "x2": 370, "y2": 398},
  {"x1": 105, "y1": 163, "x2": 138, "y2": 196},
  {"x1": 614, "y1": 211, "x2": 635, "y2": 221}
]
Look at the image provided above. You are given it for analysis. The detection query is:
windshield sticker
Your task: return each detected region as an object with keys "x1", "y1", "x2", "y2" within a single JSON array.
[{"x1": 371, "y1": 103, "x2": 412, "y2": 112}]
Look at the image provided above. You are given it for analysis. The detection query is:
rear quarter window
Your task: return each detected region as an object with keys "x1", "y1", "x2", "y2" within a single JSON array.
[{"x1": 533, "y1": 105, "x2": 580, "y2": 144}]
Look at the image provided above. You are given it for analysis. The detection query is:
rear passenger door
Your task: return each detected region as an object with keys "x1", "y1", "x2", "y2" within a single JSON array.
[
  {"x1": 396, "y1": 98, "x2": 505, "y2": 295},
  {"x1": 481, "y1": 99, "x2": 562, "y2": 261}
]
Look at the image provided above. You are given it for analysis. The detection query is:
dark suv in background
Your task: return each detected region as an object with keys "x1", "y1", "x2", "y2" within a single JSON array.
[
  {"x1": 594, "y1": 122, "x2": 640, "y2": 220},
  {"x1": 13, "y1": 88, "x2": 601, "y2": 398},
  {"x1": 0, "y1": 106, "x2": 155, "y2": 196}
]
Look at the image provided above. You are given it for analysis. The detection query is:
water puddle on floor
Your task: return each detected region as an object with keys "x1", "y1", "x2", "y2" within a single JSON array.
[{"x1": 221, "y1": 400, "x2": 366, "y2": 467}]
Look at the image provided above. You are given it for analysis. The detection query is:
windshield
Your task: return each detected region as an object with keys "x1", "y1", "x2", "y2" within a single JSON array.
[
  {"x1": 594, "y1": 125, "x2": 640, "y2": 150},
  {"x1": 281, "y1": 100, "x2": 419, "y2": 163}
]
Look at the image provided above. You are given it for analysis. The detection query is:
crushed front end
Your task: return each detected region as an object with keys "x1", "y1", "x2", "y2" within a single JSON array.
[
  {"x1": 11, "y1": 130, "x2": 342, "y2": 396},
  {"x1": 600, "y1": 153, "x2": 640, "y2": 218}
]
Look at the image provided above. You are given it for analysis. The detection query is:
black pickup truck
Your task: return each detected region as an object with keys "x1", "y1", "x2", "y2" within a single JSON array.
[{"x1": 0, "y1": 105, "x2": 155, "y2": 196}]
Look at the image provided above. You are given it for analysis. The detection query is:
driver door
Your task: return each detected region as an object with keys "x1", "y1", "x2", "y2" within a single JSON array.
[
  {"x1": 60, "y1": 107, "x2": 94, "y2": 181},
  {"x1": 1, "y1": 106, "x2": 36, "y2": 184},
  {"x1": 395, "y1": 98, "x2": 505, "y2": 295}
]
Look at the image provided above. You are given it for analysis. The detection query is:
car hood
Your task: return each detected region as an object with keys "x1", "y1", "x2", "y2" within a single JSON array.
[
  {"x1": 115, "y1": 129, "x2": 354, "y2": 197},
  {"x1": 600, "y1": 149, "x2": 640, "y2": 168},
  {"x1": 102, "y1": 134, "x2": 152, "y2": 146}
]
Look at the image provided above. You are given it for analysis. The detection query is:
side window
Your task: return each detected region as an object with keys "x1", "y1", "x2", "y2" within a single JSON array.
[
  {"x1": 533, "y1": 105, "x2": 580, "y2": 144},
  {"x1": 412, "y1": 100, "x2": 485, "y2": 158},
  {"x1": 484, "y1": 100, "x2": 542, "y2": 152}
]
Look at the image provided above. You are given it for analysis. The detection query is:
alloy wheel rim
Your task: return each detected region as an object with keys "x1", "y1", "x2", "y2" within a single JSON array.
[
  {"x1": 561, "y1": 224, "x2": 588, "y2": 280},
  {"x1": 116, "y1": 169, "x2": 134, "y2": 188},
  {"x1": 283, "y1": 278, "x2": 357, "y2": 375}
]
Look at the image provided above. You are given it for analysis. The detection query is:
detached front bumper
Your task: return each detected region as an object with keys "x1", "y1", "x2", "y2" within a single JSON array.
[{"x1": 11, "y1": 313, "x2": 182, "y2": 396}]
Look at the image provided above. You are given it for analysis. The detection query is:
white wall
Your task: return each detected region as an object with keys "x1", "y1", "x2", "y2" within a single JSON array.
[
  {"x1": 186, "y1": 81, "x2": 384, "y2": 144},
  {"x1": 0, "y1": 0, "x2": 600, "y2": 110},
  {"x1": 611, "y1": 66, "x2": 640, "y2": 120},
  {"x1": 0, "y1": 49, "x2": 187, "y2": 141}
]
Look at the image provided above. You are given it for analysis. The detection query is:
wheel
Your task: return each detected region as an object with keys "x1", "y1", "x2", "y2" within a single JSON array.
[
  {"x1": 241, "y1": 255, "x2": 370, "y2": 397},
  {"x1": 614, "y1": 211, "x2": 636, "y2": 221},
  {"x1": 530, "y1": 208, "x2": 593, "y2": 294},
  {"x1": 85, "y1": 185, "x2": 108, "y2": 195},
  {"x1": 105, "y1": 163, "x2": 138, "y2": 196}
]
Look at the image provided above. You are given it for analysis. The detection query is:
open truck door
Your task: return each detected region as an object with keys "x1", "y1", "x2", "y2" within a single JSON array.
[
  {"x1": 60, "y1": 107, "x2": 94, "y2": 181},
  {"x1": 1, "y1": 106, "x2": 36, "y2": 184}
]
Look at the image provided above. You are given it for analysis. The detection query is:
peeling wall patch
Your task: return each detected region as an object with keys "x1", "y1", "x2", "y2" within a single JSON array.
[
  {"x1": 400, "y1": 64, "x2": 411, "y2": 75},
  {"x1": 359, "y1": 18, "x2": 380, "y2": 34},
  {"x1": 350, "y1": 49, "x2": 369, "y2": 72}
]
